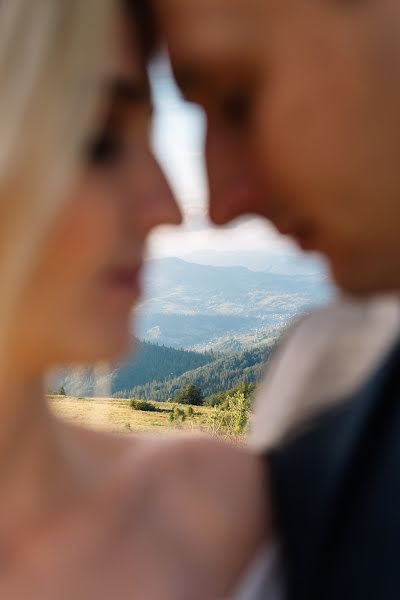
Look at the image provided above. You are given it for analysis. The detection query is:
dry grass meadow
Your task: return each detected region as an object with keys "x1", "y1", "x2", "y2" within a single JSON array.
[{"x1": 50, "y1": 396, "x2": 214, "y2": 435}]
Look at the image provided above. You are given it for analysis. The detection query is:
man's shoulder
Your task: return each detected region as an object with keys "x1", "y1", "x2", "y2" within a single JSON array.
[
  {"x1": 273, "y1": 295, "x2": 400, "y2": 375},
  {"x1": 250, "y1": 296, "x2": 400, "y2": 450}
]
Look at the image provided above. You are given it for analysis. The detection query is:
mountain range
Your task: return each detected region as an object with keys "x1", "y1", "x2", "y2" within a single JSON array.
[
  {"x1": 53, "y1": 253, "x2": 331, "y2": 399},
  {"x1": 136, "y1": 257, "x2": 331, "y2": 348}
]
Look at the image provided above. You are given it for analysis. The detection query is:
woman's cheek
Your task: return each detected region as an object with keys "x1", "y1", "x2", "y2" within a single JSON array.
[{"x1": 57, "y1": 178, "x2": 119, "y2": 273}]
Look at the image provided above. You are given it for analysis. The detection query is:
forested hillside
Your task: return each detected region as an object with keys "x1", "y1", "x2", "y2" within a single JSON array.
[
  {"x1": 113, "y1": 340, "x2": 216, "y2": 391},
  {"x1": 54, "y1": 339, "x2": 217, "y2": 397},
  {"x1": 119, "y1": 342, "x2": 275, "y2": 401}
]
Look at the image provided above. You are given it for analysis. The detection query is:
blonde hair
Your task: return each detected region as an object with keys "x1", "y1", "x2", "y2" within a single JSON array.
[{"x1": 0, "y1": 0, "x2": 115, "y2": 367}]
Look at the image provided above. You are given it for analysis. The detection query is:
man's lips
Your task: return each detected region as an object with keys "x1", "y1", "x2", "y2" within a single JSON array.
[{"x1": 273, "y1": 218, "x2": 318, "y2": 251}]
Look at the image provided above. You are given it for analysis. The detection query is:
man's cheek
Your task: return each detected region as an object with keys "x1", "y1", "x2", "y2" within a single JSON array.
[
  {"x1": 254, "y1": 101, "x2": 307, "y2": 204},
  {"x1": 257, "y1": 87, "x2": 340, "y2": 205}
]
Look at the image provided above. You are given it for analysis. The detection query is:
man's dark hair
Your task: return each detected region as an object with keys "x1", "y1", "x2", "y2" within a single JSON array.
[{"x1": 125, "y1": 0, "x2": 159, "y2": 60}]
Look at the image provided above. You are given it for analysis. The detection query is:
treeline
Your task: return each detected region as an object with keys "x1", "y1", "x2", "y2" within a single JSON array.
[
  {"x1": 204, "y1": 382, "x2": 256, "y2": 407},
  {"x1": 53, "y1": 339, "x2": 217, "y2": 397},
  {"x1": 119, "y1": 343, "x2": 275, "y2": 402},
  {"x1": 112, "y1": 340, "x2": 217, "y2": 393}
]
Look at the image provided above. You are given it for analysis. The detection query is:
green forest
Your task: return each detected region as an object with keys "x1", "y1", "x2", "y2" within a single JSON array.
[
  {"x1": 54, "y1": 339, "x2": 217, "y2": 397},
  {"x1": 117, "y1": 343, "x2": 275, "y2": 402},
  {"x1": 112, "y1": 339, "x2": 216, "y2": 393}
]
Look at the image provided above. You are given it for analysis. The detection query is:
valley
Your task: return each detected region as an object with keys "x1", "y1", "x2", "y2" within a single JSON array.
[{"x1": 54, "y1": 254, "x2": 331, "y2": 402}]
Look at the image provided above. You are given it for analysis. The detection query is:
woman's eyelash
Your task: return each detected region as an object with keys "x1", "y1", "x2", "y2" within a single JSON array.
[{"x1": 86, "y1": 130, "x2": 121, "y2": 166}]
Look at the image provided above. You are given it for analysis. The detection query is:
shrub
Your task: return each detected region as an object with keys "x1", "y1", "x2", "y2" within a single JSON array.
[
  {"x1": 130, "y1": 399, "x2": 158, "y2": 412},
  {"x1": 204, "y1": 391, "x2": 226, "y2": 407},
  {"x1": 169, "y1": 407, "x2": 187, "y2": 426},
  {"x1": 204, "y1": 383, "x2": 256, "y2": 407},
  {"x1": 175, "y1": 407, "x2": 185, "y2": 420},
  {"x1": 207, "y1": 391, "x2": 250, "y2": 439}
]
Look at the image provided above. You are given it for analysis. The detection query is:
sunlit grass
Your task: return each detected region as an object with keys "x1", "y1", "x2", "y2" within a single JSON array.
[{"x1": 49, "y1": 396, "x2": 213, "y2": 434}]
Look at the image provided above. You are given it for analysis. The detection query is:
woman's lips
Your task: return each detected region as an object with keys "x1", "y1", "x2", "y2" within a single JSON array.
[{"x1": 104, "y1": 265, "x2": 143, "y2": 301}]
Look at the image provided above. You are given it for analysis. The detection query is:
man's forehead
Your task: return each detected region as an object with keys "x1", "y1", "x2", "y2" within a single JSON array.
[{"x1": 156, "y1": 0, "x2": 266, "y2": 65}]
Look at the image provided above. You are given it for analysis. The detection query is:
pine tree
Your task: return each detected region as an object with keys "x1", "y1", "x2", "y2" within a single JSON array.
[{"x1": 174, "y1": 384, "x2": 204, "y2": 406}]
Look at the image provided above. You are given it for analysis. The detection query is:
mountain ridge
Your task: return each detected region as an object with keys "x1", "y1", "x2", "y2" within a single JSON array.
[
  {"x1": 137, "y1": 257, "x2": 331, "y2": 347},
  {"x1": 53, "y1": 339, "x2": 217, "y2": 397},
  {"x1": 120, "y1": 341, "x2": 276, "y2": 401}
]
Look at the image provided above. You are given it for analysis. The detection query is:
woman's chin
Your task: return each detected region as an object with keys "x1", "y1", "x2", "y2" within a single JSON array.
[
  {"x1": 47, "y1": 312, "x2": 137, "y2": 369},
  {"x1": 97, "y1": 331, "x2": 133, "y2": 362},
  {"x1": 72, "y1": 327, "x2": 134, "y2": 366}
]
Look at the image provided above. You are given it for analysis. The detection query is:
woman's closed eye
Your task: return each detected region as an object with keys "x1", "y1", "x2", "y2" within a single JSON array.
[
  {"x1": 86, "y1": 127, "x2": 123, "y2": 167},
  {"x1": 85, "y1": 105, "x2": 152, "y2": 169}
]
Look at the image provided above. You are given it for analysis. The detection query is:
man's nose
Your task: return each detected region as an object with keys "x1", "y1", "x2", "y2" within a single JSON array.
[{"x1": 206, "y1": 122, "x2": 260, "y2": 226}]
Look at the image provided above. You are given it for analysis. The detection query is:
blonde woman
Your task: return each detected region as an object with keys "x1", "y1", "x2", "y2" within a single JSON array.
[{"x1": 0, "y1": 2, "x2": 267, "y2": 598}]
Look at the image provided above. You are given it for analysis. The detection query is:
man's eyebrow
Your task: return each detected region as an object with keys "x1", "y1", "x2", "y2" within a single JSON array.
[{"x1": 107, "y1": 78, "x2": 152, "y2": 105}]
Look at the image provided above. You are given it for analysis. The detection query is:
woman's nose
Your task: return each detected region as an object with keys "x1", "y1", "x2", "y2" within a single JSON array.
[{"x1": 127, "y1": 150, "x2": 183, "y2": 234}]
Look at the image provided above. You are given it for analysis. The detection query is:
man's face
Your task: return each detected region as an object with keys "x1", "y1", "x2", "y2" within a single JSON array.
[{"x1": 157, "y1": 0, "x2": 400, "y2": 295}]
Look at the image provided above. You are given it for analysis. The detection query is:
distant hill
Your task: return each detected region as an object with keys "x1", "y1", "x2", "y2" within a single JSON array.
[
  {"x1": 142, "y1": 258, "x2": 329, "y2": 317},
  {"x1": 120, "y1": 342, "x2": 276, "y2": 401},
  {"x1": 191, "y1": 322, "x2": 285, "y2": 353},
  {"x1": 53, "y1": 254, "x2": 330, "y2": 397},
  {"x1": 136, "y1": 312, "x2": 268, "y2": 349},
  {"x1": 136, "y1": 257, "x2": 331, "y2": 348},
  {"x1": 53, "y1": 339, "x2": 217, "y2": 397},
  {"x1": 182, "y1": 248, "x2": 328, "y2": 276}
]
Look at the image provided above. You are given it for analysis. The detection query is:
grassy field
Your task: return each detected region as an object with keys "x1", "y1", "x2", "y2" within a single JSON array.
[{"x1": 50, "y1": 396, "x2": 214, "y2": 435}]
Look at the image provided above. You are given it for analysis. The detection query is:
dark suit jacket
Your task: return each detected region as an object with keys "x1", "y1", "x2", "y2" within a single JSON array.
[{"x1": 268, "y1": 337, "x2": 400, "y2": 600}]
